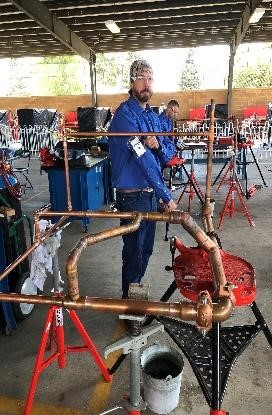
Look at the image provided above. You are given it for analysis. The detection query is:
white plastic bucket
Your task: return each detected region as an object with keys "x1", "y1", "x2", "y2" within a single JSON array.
[{"x1": 141, "y1": 344, "x2": 184, "y2": 414}]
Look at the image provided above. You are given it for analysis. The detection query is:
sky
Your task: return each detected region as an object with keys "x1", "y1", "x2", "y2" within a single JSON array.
[
  {"x1": 0, "y1": 43, "x2": 271, "y2": 96},
  {"x1": 139, "y1": 45, "x2": 230, "y2": 91}
]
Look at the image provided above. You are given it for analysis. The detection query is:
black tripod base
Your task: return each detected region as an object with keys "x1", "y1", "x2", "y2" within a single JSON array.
[{"x1": 158, "y1": 301, "x2": 272, "y2": 409}]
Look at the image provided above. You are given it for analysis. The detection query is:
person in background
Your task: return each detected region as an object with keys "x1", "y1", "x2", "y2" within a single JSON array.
[
  {"x1": 108, "y1": 59, "x2": 177, "y2": 299},
  {"x1": 159, "y1": 100, "x2": 180, "y2": 140},
  {"x1": 159, "y1": 100, "x2": 182, "y2": 184}
]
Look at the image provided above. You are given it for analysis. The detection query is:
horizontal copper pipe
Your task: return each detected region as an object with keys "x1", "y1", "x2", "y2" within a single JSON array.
[
  {"x1": 0, "y1": 292, "x2": 232, "y2": 330},
  {"x1": 0, "y1": 293, "x2": 63, "y2": 306},
  {"x1": 27, "y1": 209, "x2": 230, "y2": 303},
  {"x1": 66, "y1": 213, "x2": 142, "y2": 301},
  {"x1": 69, "y1": 131, "x2": 210, "y2": 138}
]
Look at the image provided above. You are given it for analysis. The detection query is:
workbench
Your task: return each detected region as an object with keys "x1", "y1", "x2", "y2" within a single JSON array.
[{"x1": 42, "y1": 157, "x2": 111, "y2": 231}]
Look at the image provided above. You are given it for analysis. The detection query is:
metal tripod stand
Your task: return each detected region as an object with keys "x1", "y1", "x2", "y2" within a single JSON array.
[
  {"x1": 24, "y1": 239, "x2": 111, "y2": 415},
  {"x1": 104, "y1": 322, "x2": 164, "y2": 415}
]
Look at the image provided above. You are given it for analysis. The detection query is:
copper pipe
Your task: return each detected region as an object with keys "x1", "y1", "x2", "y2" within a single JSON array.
[
  {"x1": 64, "y1": 210, "x2": 230, "y2": 305},
  {"x1": 0, "y1": 293, "x2": 63, "y2": 306},
  {"x1": 33, "y1": 204, "x2": 51, "y2": 240},
  {"x1": 0, "y1": 293, "x2": 232, "y2": 330},
  {"x1": 211, "y1": 297, "x2": 233, "y2": 322},
  {"x1": 62, "y1": 134, "x2": 72, "y2": 211},
  {"x1": 0, "y1": 211, "x2": 233, "y2": 326},
  {"x1": 67, "y1": 213, "x2": 142, "y2": 301},
  {"x1": 35, "y1": 209, "x2": 223, "y2": 277},
  {"x1": 69, "y1": 131, "x2": 210, "y2": 138},
  {"x1": 176, "y1": 117, "x2": 233, "y2": 122},
  {"x1": 202, "y1": 99, "x2": 215, "y2": 236},
  {"x1": 204, "y1": 100, "x2": 215, "y2": 204},
  {"x1": 34, "y1": 210, "x2": 216, "y2": 255}
]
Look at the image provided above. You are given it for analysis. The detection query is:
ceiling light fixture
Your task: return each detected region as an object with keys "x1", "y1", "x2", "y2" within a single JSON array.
[
  {"x1": 249, "y1": 7, "x2": 265, "y2": 24},
  {"x1": 105, "y1": 20, "x2": 120, "y2": 34}
]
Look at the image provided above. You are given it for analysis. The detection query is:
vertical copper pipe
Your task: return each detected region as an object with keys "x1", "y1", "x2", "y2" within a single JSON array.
[
  {"x1": 62, "y1": 134, "x2": 72, "y2": 211},
  {"x1": 202, "y1": 99, "x2": 216, "y2": 237},
  {"x1": 59, "y1": 114, "x2": 72, "y2": 212},
  {"x1": 67, "y1": 213, "x2": 142, "y2": 301}
]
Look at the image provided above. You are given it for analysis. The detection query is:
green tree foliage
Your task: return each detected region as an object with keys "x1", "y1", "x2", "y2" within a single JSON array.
[
  {"x1": 39, "y1": 55, "x2": 85, "y2": 95},
  {"x1": 6, "y1": 58, "x2": 31, "y2": 96},
  {"x1": 233, "y1": 63, "x2": 272, "y2": 88},
  {"x1": 96, "y1": 51, "x2": 139, "y2": 90},
  {"x1": 178, "y1": 49, "x2": 201, "y2": 90}
]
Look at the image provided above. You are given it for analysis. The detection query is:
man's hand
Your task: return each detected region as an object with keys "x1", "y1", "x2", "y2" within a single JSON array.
[
  {"x1": 165, "y1": 199, "x2": 178, "y2": 211},
  {"x1": 144, "y1": 135, "x2": 160, "y2": 150}
]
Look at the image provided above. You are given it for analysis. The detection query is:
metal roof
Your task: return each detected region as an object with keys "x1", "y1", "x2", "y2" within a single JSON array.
[{"x1": 1, "y1": 0, "x2": 272, "y2": 59}]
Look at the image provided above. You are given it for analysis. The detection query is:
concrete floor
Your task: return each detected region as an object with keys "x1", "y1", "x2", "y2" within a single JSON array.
[{"x1": 0, "y1": 153, "x2": 271, "y2": 415}]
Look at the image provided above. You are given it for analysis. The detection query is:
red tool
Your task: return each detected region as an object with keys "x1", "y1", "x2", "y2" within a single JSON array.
[
  {"x1": 173, "y1": 239, "x2": 256, "y2": 306},
  {"x1": 164, "y1": 238, "x2": 271, "y2": 415}
]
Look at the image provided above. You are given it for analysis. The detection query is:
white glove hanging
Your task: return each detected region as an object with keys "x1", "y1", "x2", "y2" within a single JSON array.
[{"x1": 30, "y1": 220, "x2": 63, "y2": 291}]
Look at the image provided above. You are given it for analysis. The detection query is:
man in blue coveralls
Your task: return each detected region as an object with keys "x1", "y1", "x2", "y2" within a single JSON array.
[{"x1": 108, "y1": 59, "x2": 177, "y2": 299}]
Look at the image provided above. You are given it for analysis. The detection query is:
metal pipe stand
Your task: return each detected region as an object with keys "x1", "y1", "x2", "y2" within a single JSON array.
[
  {"x1": 104, "y1": 321, "x2": 164, "y2": 415},
  {"x1": 24, "y1": 239, "x2": 111, "y2": 415}
]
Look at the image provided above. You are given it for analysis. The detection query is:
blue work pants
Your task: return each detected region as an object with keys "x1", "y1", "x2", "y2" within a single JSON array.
[{"x1": 116, "y1": 191, "x2": 157, "y2": 298}]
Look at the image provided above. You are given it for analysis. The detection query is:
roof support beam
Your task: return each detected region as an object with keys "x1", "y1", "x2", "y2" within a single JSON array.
[
  {"x1": 227, "y1": 0, "x2": 263, "y2": 115},
  {"x1": 10, "y1": 0, "x2": 97, "y2": 108},
  {"x1": 10, "y1": 0, "x2": 94, "y2": 60},
  {"x1": 227, "y1": 49, "x2": 235, "y2": 117},
  {"x1": 230, "y1": 0, "x2": 263, "y2": 53},
  {"x1": 90, "y1": 54, "x2": 97, "y2": 107}
]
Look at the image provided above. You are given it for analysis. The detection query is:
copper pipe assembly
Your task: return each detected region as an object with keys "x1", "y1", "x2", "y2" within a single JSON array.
[
  {"x1": 64, "y1": 209, "x2": 234, "y2": 329},
  {"x1": 62, "y1": 134, "x2": 72, "y2": 211},
  {"x1": 0, "y1": 292, "x2": 232, "y2": 331},
  {"x1": 0, "y1": 102, "x2": 235, "y2": 331},
  {"x1": 69, "y1": 131, "x2": 210, "y2": 138},
  {"x1": 32, "y1": 209, "x2": 230, "y2": 301},
  {"x1": 0, "y1": 209, "x2": 234, "y2": 330},
  {"x1": 66, "y1": 213, "x2": 143, "y2": 301}
]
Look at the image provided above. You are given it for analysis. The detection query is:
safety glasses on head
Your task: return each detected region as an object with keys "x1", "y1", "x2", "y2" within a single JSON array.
[{"x1": 131, "y1": 75, "x2": 154, "y2": 83}]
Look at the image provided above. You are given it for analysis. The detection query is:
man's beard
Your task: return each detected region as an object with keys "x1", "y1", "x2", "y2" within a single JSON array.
[{"x1": 132, "y1": 87, "x2": 152, "y2": 103}]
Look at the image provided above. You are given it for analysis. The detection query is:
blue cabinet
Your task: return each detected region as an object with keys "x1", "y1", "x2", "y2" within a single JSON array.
[{"x1": 44, "y1": 157, "x2": 110, "y2": 230}]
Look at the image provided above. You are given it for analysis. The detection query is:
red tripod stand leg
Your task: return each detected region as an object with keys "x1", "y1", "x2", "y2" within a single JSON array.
[
  {"x1": 216, "y1": 163, "x2": 232, "y2": 192},
  {"x1": 218, "y1": 185, "x2": 233, "y2": 229},
  {"x1": 68, "y1": 310, "x2": 112, "y2": 382},
  {"x1": 24, "y1": 307, "x2": 55, "y2": 415},
  {"x1": 188, "y1": 178, "x2": 193, "y2": 211},
  {"x1": 235, "y1": 183, "x2": 255, "y2": 227},
  {"x1": 193, "y1": 175, "x2": 204, "y2": 198},
  {"x1": 55, "y1": 307, "x2": 66, "y2": 369},
  {"x1": 177, "y1": 181, "x2": 188, "y2": 205}
]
